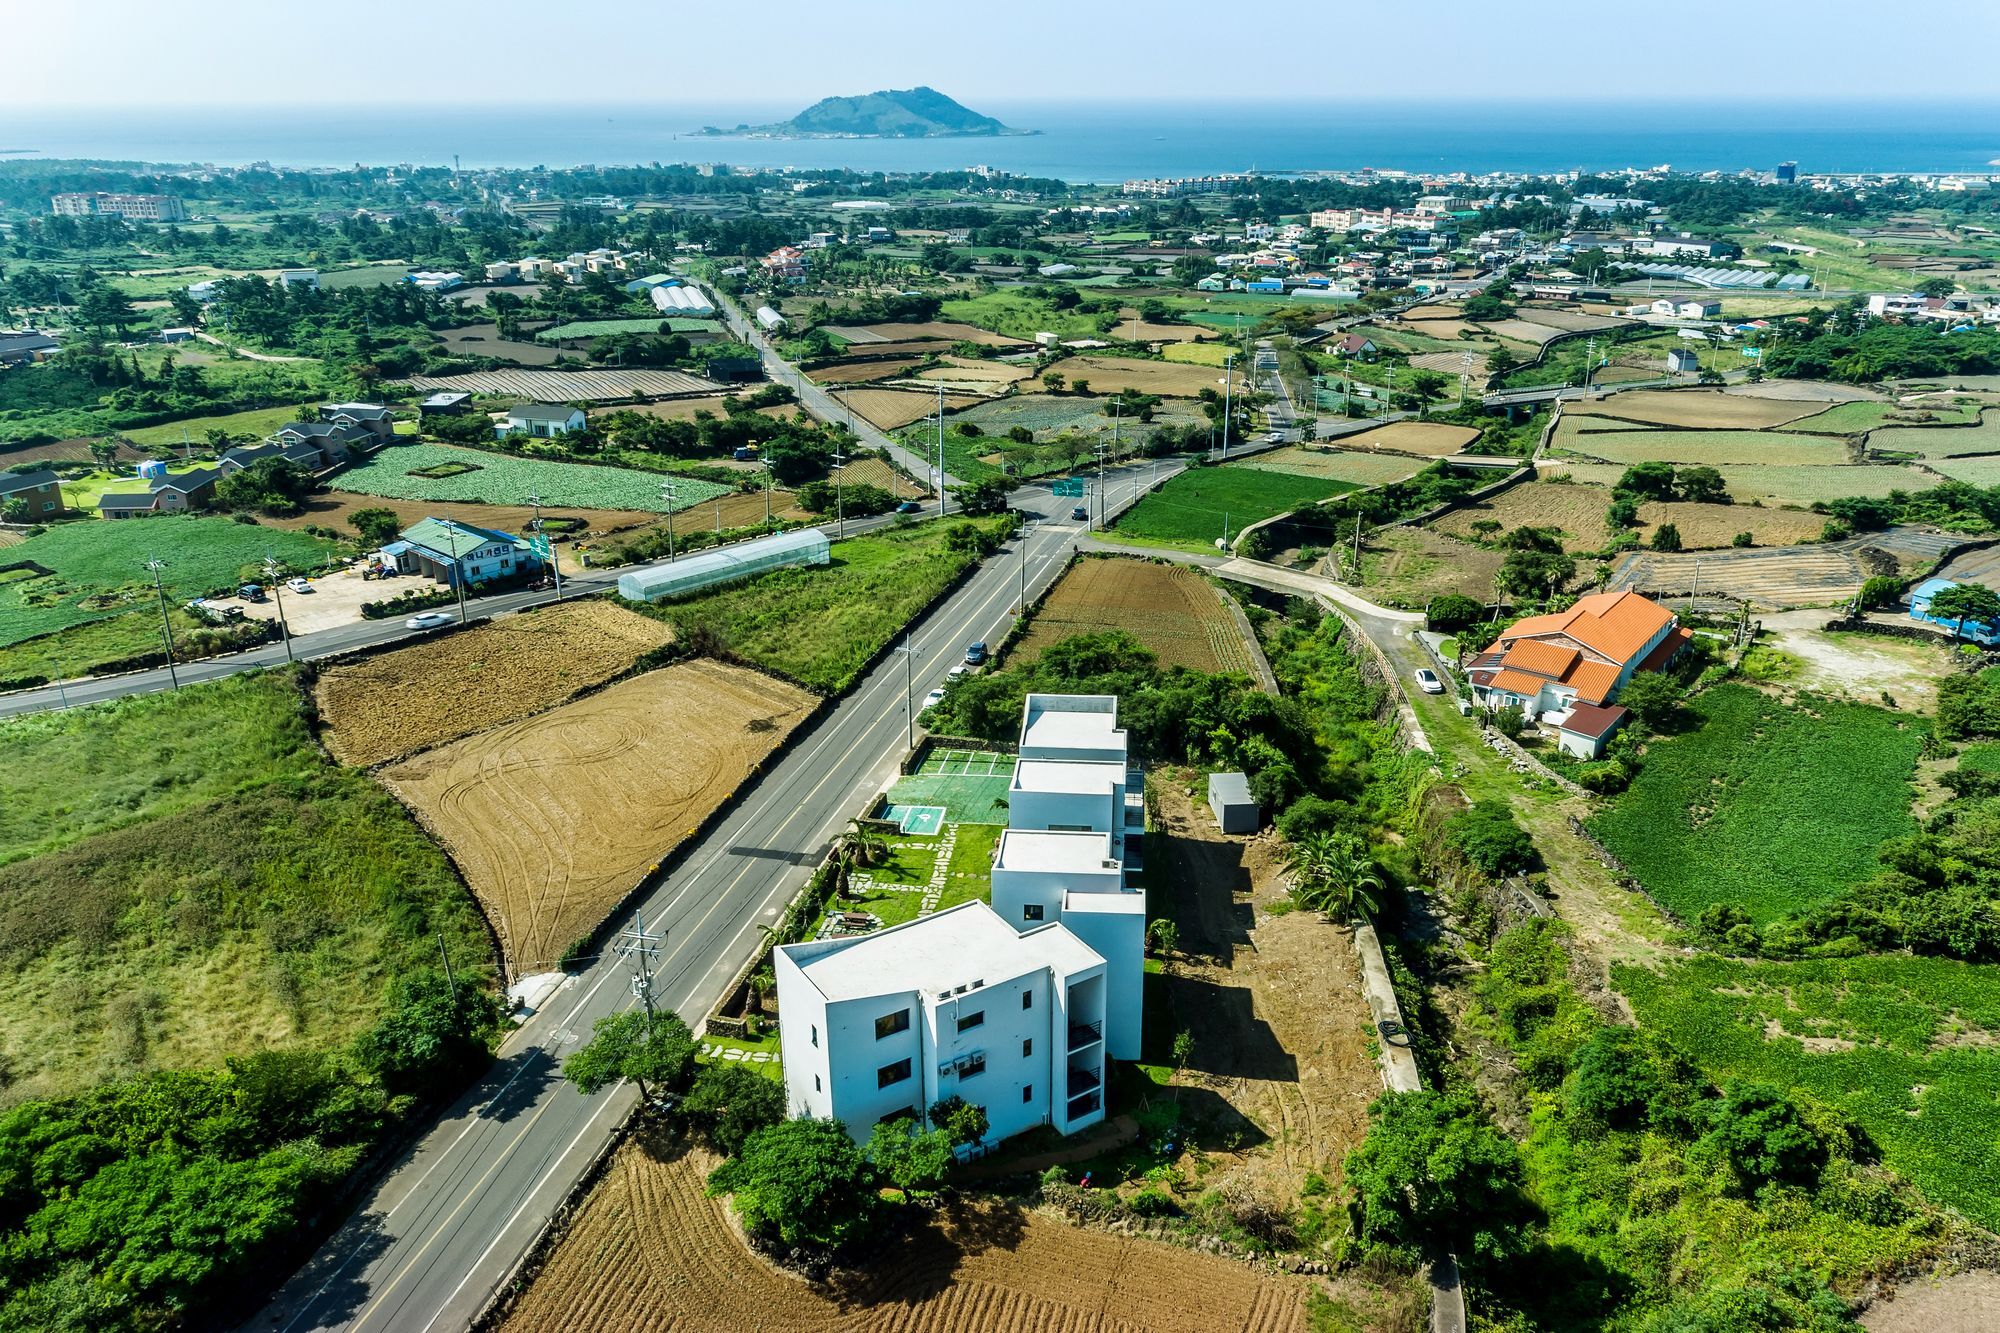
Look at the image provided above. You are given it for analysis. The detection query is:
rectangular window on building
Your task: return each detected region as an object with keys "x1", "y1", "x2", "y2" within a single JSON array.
[
  {"x1": 1022, "y1": 990, "x2": 1033, "y2": 1010},
  {"x1": 1022, "y1": 1039, "x2": 1033, "y2": 1057},
  {"x1": 814, "y1": 1074, "x2": 821, "y2": 1092},
  {"x1": 877, "y1": 1058, "x2": 912, "y2": 1089},
  {"x1": 875, "y1": 1009, "x2": 910, "y2": 1040},
  {"x1": 957, "y1": 1010, "x2": 984, "y2": 1032},
  {"x1": 1022, "y1": 904, "x2": 1045, "y2": 923},
  {"x1": 1022, "y1": 1084, "x2": 1033, "y2": 1103},
  {"x1": 810, "y1": 1024, "x2": 818, "y2": 1047}
]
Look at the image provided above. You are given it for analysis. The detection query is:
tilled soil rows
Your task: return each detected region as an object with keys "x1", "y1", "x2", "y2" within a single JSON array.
[
  {"x1": 1013, "y1": 558, "x2": 1254, "y2": 675},
  {"x1": 382, "y1": 661, "x2": 815, "y2": 973},
  {"x1": 499, "y1": 1140, "x2": 1309, "y2": 1333},
  {"x1": 316, "y1": 601, "x2": 675, "y2": 766}
]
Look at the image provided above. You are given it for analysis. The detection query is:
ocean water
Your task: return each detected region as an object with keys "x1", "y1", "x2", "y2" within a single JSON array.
[{"x1": 6, "y1": 101, "x2": 1998, "y2": 181}]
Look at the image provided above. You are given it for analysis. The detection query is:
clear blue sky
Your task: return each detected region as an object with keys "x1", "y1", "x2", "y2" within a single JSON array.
[{"x1": 18, "y1": 0, "x2": 2000, "y2": 108}]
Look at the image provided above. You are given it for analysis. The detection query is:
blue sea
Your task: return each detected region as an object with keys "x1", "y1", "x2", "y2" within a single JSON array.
[{"x1": 7, "y1": 101, "x2": 1999, "y2": 181}]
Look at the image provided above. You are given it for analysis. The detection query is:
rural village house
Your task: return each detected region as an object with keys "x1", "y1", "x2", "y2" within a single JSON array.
[
  {"x1": 0, "y1": 468, "x2": 64, "y2": 519},
  {"x1": 97, "y1": 467, "x2": 223, "y2": 520},
  {"x1": 501, "y1": 404, "x2": 587, "y2": 438},
  {"x1": 379, "y1": 516, "x2": 539, "y2": 588}
]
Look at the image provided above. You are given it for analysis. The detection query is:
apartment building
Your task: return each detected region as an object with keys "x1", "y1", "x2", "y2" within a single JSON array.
[
  {"x1": 50, "y1": 192, "x2": 188, "y2": 222},
  {"x1": 775, "y1": 901, "x2": 1110, "y2": 1147}
]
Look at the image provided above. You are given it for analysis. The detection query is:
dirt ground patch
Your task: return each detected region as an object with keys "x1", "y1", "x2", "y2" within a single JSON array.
[
  {"x1": 1574, "y1": 389, "x2": 1830, "y2": 430},
  {"x1": 1726, "y1": 380, "x2": 1883, "y2": 404},
  {"x1": 1113, "y1": 314, "x2": 1211, "y2": 342},
  {"x1": 586, "y1": 395, "x2": 801, "y2": 426},
  {"x1": 1059, "y1": 355, "x2": 1231, "y2": 397},
  {"x1": 437, "y1": 322, "x2": 565, "y2": 366},
  {"x1": 600, "y1": 487, "x2": 815, "y2": 550},
  {"x1": 1474, "y1": 318, "x2": 1570, "y2": 345},
  {"x1": 832, "y1": 454, "x2": 924, "y2": 498},
  {"x1": 1515, "y1": 307, "x2": 1631, "y2": 333},
  {"x1": 1240, "y1": 447, "x2": 1427, "y2": 488},
  {"x1": 1642, "y1": 499, "x2": 1825, "y2": 549},
  {"x1": 1335, "y1": 421, "x2": 1480, "y2": 457},
  {"x1": 498, "y1": 1137, "x2": 1310, "y2": 1333},
  {"x1": 911, "y1": 356, "x2": 1036, "y2": 387},
  {"x1": 1149, "y1": 779, "x2": 1380, "y2": 1217},
  {"x1": 264, "y1": 493, "x2": 657, "y2": 545},
  {"x1": 852, "y1": 319, "x2": 1027, "y2": 346},
  {"x1": 1759, "y1": 611, "x2": 1952, "y2": 713},
  {"x1": 1432, "y1": 480, "x2": 1616, "y2": 551},
  {"x1": 835, "y1": 388, "x2": 977, "y2": 431},
  {"x1": 384, "y1": 661, "x2": 814, "y2": 973},
  {"x1": 808, "y1": 357, "x2": 927, "y2": 385},
  {"x1": 1351, "y1": 527, "x2": 1504, "y2": 607},
  {"x1": 314, "y1": 601, "x2": 674, "y2": 766},
  {"x1": 1013, "y1": 558, "x2": 1254, "y2": 674},
  {"x1": 1861, "y1": 1271, "x2": 2000, "y2": 1333}
]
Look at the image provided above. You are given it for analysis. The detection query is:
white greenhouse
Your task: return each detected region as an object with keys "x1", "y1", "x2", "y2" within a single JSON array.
[{"x1": 616, "y1": 527, "x2": 830, "y2": 603}]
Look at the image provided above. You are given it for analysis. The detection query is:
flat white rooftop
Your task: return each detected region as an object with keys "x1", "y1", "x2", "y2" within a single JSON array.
[
  {"x1": 995, "y1": 829, "x2": 1121, "y2": 875},
  {"x1": 1019, "y1": 693, "x2": 1125, "y2": 755},
  {"x1": 1062, "y1": 890, "x2": 1145, "y2": 916},
  {"x1": 1011, "y1": 758, "x2": 1125, "y2": 796},
  {"x1": 785, "y1": 900, "x2": 1101, "y2": 1002}
]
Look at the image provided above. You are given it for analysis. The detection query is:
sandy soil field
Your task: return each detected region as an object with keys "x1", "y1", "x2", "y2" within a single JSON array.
[
  {"x1": 1013, "y1": 558, "x2": 1253, "y2": 674},
  {"x1": 835, "y1": 388, "x2": 978, "y2": 430},
  {"x1": 316, "y1": 601, "x2": 674, "y2": 766},
  {"x1": 498, "y1": 1138, "x2": 1310, "y2": 1333},
  {"x1": 1335, "y1": 421, "x2": 1481, "y2": 457},
  {"x1": 1861, "y1": 1270, "x2": 2000, "y2": 1332},
  {"x1": 851, "y1": 320, "x2": 1026, "y2": 346},
  {"x1": 384, "y1": 661, "x2": 814, "y2": 973},
  {"x1": 1059, "y1": 355, "x2": 1229, "y2": 397},
  {"x1": 1574, "y1": 388, "x2": 1831, "y2": 430}
]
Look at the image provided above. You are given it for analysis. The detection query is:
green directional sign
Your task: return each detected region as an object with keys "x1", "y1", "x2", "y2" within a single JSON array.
[
  {"x1": 1051, "y1": 478, "x2": 1085, "y2": 497},
  {"x1": 527, "y1": 533, "x2": 553, "y2": 564}
]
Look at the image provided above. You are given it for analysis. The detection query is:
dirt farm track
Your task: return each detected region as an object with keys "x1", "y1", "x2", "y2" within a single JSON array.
[
  {"x1": 383, "y1": 661, "x2": 815, "y2": 974},
  {"x1": 498, "y1": 1138, "x2": 1309, "y2": 1333}
]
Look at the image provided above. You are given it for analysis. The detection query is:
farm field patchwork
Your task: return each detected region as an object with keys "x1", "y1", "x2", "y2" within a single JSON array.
[
  {"x1": 1333, "y1": 421, "x2": 1481, "y2": 457},
  {"x1": 1547, "y1": 461, "x2": 1924, "y2": 505},
  {"x1": 806, "y1": 357, "x2": 926, "y2": 385},
  {"x1": 260, "y1": 493, "x2": 656, "y2": 542},
  {"x1": 383, "y1": 661, "x2": 815, "y2": 974},
  {"x1": 496, "y1": 1140, "x2": 1311, "y2": 1333},
  {"x1": 1588, "y1": 684, "x2": 1921, "y2": 924},
  {"x1": 1013, "y1": 557, "x2": 1254, "y2": 675},
  {"x1": 844, "y1": 319, "x2": 1025, "y2": 346},
  {"x1": 1781, "y1": 399, "x2": 1977, "y2": 435},
  {"x1": 1552, "y1": 428, "x2": 1851, "y2": 467},
  {"x1": 1575, "y1": 388, "x2": 1830, "y2": 430},
  {"x1": 1617, "y1": 953, "x2": 2000, "y2": 1231},
  {"x1": 1868, "y1": 409, "x2": 2000, "y2": 458},
  {"x1": 1057, "y1": 354, "x2": 1232, "y2": 396},
  {"x1": 334, "y1": 443, "x2": 731, "y2": 512},
  {"x1": 0, "y1": 514, "x2": 334, "y2": 649},
  {"x1": 1110, "y1": 466, "x2": 1357, "y2": 551},
  {"x1": 314, "y1": 601, "x2": 674, "y2": 766},
  {"x1": 1238, "y1": 446, "x2": 1428, "y2": 488},
  {"x1": 1431, "y1": 480, "x2": 1618, "y2": 551},
  {"x1": 832, "y1": 387, "x2": 976, "y2": 431},
  {"x1": 1921, "y1": 455, "x2": 2000, "y2": 486}
]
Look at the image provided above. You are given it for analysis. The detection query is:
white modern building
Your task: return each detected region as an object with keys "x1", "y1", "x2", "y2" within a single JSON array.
[
  {"x1": 775, "y1": 901, "x2": 1110, "y2": 1147},
  {"x1": 1008, "y1": 694, "x2": 1143, "y2": 847},
  {"x1": 989, "y1": 829, "x2": 1143, "y2": 1059}
]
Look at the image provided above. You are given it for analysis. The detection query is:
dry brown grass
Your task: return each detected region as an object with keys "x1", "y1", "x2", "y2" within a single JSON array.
[
  {"x1": 835, "y1": 388, "x2": 978, "y2": 430},
  {"x1": 912, "y1": 357, "x2": 1036, "y2": 387},
  {"x1": 586, "y1": 396, "x2": 800, "y2": 426},
  {"x1": 1336, "y1": 421, "x2": 1481, "y2": 457},
  {"x1": 854, "y1": 320, "x2": 1025, "y2": 345},
  {"x1": 1059, "y1": 355, "x2": 1229, "y2": 397},
  {"x1": 1013, "y1": 558, "x2": 1253, "y2": 674},
  {"x1": 498, "y1": 1138, "x2": 1310, "y2": 1333},
  {"x1": 1112, "y1": 315, "x2": 1210, "y2": 342},
  {"x1": 383, "y1": 661, "x2": 814, "y2": 973},
  {"x1": 314, "y1": 601, "x2": 674, "y2": 767},
  {"x1": 1431, "y1": 480, "x2": 1834, "y2": 553},
  {"x1": 1573, "y1": 389, "x2": 1830, "y2": 430},
  {"x1": 267, "y1": 493, "x2": 657, "y2": 542},
  {"x1": 833, "y1": 455, "x2": 925, "y2": 498}
]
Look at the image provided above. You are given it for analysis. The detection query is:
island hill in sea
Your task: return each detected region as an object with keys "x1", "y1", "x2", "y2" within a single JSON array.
[{"x1": 695, "y1": 87, "x2": 1033, "y2": 139}]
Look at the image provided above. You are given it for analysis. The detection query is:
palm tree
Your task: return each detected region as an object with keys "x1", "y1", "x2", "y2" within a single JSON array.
[
  {"x1": 1283, "y1": 832, "x2": 1383, "y2": 923},
  {"x1": 839, "y1": 818, "x2": 890, "y2": 870}
]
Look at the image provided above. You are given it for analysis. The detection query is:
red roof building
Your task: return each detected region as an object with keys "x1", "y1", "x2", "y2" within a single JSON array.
[{"x1": 1468, "y1": 590, "x2": 1689, "y2": 755}]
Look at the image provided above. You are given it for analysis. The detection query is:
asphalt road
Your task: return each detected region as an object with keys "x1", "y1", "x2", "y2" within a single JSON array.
[{"x1": 248, "y1": 461, "x2": 1179, "y2": 1333}]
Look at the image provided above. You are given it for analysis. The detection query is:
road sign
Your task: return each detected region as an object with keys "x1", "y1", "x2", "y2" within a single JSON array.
[
  {"x1": 1051, "y1": 478, "x2": 1085, "y2": 497},
  {"x1": 527, "y1": 533, "x2": 553, "y2": 564}
]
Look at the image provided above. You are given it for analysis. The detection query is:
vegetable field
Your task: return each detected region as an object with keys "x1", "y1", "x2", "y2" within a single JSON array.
[
  {"x1": 1617, "y1": 953, "x2": 2000, "y2": 1230},
  {"x1": 1552, "y1": 429, "x2": 1851, "y2": 468},
  {"x1": 1111, "y1": 466, "x2": 1355, "y2": 550},
  {"x1": 1549, "y1": 462, "x2": 1921, "y2": 506},
  {"x1": 1589, "y1": 684, "x2": 1922, "y2": 924},
  {"x1": 335, "y1": 443, "x2": 730, "y2": 513}
]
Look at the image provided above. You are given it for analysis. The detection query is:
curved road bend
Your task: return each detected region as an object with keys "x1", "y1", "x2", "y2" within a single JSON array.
[{"x1": 250, "y1": 464, "x2": 1177, "y2": 1333}]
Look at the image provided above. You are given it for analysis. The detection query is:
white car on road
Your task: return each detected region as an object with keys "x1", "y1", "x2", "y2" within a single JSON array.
[
  {"x1": 286, "y1": 577, "x2": 313, "y2": 593},
  {"x1": 921, "y1": 687, "x2": 947, "y2": 712},
  {"x1": 405, "y1": 611, "x2": 456, "y2": 631},
  {"x1": 1414, "y1": 668, "x2": 1445, "y2": 694}
]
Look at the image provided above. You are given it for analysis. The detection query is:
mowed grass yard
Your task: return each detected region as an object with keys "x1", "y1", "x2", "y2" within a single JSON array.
[
  {"x1": 0, "y1": 671, "x2": 492, "y2": 1099},
  {"x1": 1110, "y1": 466, "x2": 1356, "y2": 551},
  {"x1": 1589, "y1": 684, "x2": 1923, "y2": 925},
  {"x1": 626, "y1": 518, "x2": 1011, "y2": 693}
]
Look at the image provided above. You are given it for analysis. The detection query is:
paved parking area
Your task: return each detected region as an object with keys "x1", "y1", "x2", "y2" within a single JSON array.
[{"x1": 206, "y1": 566, "x2": 434, "y2": 635}]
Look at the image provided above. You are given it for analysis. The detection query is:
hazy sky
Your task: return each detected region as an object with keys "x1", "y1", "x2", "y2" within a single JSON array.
[{"x1": 17, "y1": 0, "x2": 2000, "y2": 108}]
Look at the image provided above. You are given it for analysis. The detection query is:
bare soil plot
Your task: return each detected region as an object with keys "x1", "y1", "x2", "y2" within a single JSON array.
[
  {"x1": 1758, "y1": 610, "x2": 1951, "y2": 714},
  {"x1": 315, "y1": 601, "x2": 675, "y2": 766},
  {"x1": 1112, "y1": 314, "x2": 1209, "y2": 342},
  {"x1": 1403, "y1": 303, "x2": 1465, "y2": 321},
  {"x1": 1336, "y1": 421, "x2": 1481, "y2": 457},
  {"x1": 1149, "y1": 780, "x2": 1382, "y2": 1216},
  {"x1": 587, "y1": 396, "x2": 800, "y2": 426},
  {"x1": 0, "y1": 438, "x2": 146, "y2": 467},
  {"x1": 1059, "y1": 355, "x2": 1229, "y2": 397},
  {"x1": 1475, "y1": 317, "x2": 1571, "y2": 344},
  {"x1": 261, "y1": 493, "x2": 656, "y2": 544},
  {"x1": 1573, "y1": 388, "x2": 1829, "y2": 429},
  {"x1": 1013, "y1": 558, "x2": 1253, "y2": 674},
  {"x1": 1238, "y1": 446, "x2": 1427, "y2": 487},
  {"x1": 833, "y1": 387, "x2": 977, "y2": 430},
  {"x1": 807, "y1": 357, "x2": 926, "y2": 385},
  {"x1": 1389, "y1": 317, "x2": 1482, "y2": 340},
  {"x1": 833, "y1": 454, "x2": 924, "y2": 497},
  {"x1": 384, "y1": 662, "x2": 814, "y2": 973},
  {"x1": 595, "y1": 488, "x2": 815, "y2": 550},
  {"x1": 1727, "y1": 379, "x2": 1882, "y2": 403},
  {"x1": 1861, "y1": 1270, "x2": 2000, "y2": 1333},
  {"x1": 1552, "y1": 429, "x2": 1850, "y2": 467},
  {"x1": 854, "y1": 319, "x2": 1026, "y2": 346},
  {"x1": 1607, "y1": 546, "x2": 1864, "y2": 610},
  {"x1": 1547, "y1": 461, "x2": 1926, "y2": 506},
  {"x1": 1515, "y1": 307, "x2": 1632, "y2": 333},
  {"x1": 401, "y1": 368, "x2": 723, "y2": 402},
  {"x1": 911, "y1": 356, "x2": 1035, "y2": 387},
  {"x1": 1433, "y1": 480, "x2": 1617, "y2": 552},
  {"x1": 1352, "y1": 527, "x2": 1505, "y2": 606},
  {"x1": 1640, "y1": 500, "x2": 1826, "y2": 549},
  {"x1": 437, "y1": 323, "x2": 564, "y2": 366},
  {"x1": 498, "y1": 1138, "x2": 1309, "y2": 1333}
]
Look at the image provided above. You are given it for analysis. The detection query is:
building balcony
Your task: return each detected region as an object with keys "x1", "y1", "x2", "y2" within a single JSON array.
[
  {"x1": 1067, "y1": 1090, "x2": 1102, "y2": 1118},
  {"x1": 1068, "y1": 1020, "x2": 1103, "y2": 1051},
  {"x1": 1067, "y1": 1065, "x2": 1101, "y2": 1100}
]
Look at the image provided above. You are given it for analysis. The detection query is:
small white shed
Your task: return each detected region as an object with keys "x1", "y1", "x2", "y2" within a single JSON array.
[{"x1": 1207, "y1": 771, "x2": 1259, "y2": 834}]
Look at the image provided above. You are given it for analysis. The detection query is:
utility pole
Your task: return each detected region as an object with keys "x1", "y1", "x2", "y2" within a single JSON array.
[
  {"x1": 1018, "y1": 522, "x2": 1028, "y2": 614},
  {"x1": 935, "y1": 382, "x2": 948, "y2": 518},
  {"x1": 660, "y1": 480, "x2": 678, "y2": 562},
  {"x1": 264, "y1": 555, "x2": 294, "y2": 664},
  {"x1": 144, "y1": 557, "x2": 180, "y2": 690},
  {"x1": 1352, "y1": 512, "x2": 1362, "y2": 579},
  {"x1": 762, "y1": 463, "x2": 772, "y2": 531},
  {"x1": 898, "y1": 631, "x2": 916, "y2": 751},
  {"x1": 829, "y1": 450, "x2": 847, "y2": 539},
  {"x1": 1221, "y1": 353, "x2": 1235, "y2": 459},
  {"x1": 437, "y1": 930, "x2": 459, "y2": 1004},
  {"x1": 617, "y1": 919, "x2": 664, "y2": 1029},
  {"x1": 528, "y1": 492, "x2": 563, "y2": 601},
  {"x1": 1093, "y1": 442, "x2": 1108, "y2": 531}
]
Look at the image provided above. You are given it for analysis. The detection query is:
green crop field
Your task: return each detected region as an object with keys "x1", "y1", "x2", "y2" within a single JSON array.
[
  {"x1": 1780, "y1": 400, "x2": 1978, "y2": 435},
  {"x1": 1109, "y1": 465, "x2": 1357, "y2": 551},
  {"x1": 1617, "y1": 953, "x2": 2000, "y2": 1230},
  {"x1": 1548, "y1": 461, "x2": 1922, "y2": 505},
  {"x1": 121, "y1": 404, "x2": 313, "y2": 446},
  {"x1": 628, "y1": 518, "x2": 1009, "y2": 693},
  {"x1": 1589, "y1": 684, "x2": 1922, "y2": 924},
  {"x1": 334, "y1": 443, "x2": 729, "y2": 513},
  {"x1": 0, "y1": 515, "x2": 334, "y2": 650},
  {"x1": 1868, "y1": 409, "x2": 2000, "y2": 458},
  {"x1": 1550, "y1": 428, "x2": 1850, "y2": 468},
  {"x1": 1161, "y1": 342, "x2": 1233, "y2": 367},
  {"x1": 938, "y1": 291, "x2": 1118, "y2": 341},
  {"x1": 537, "y1": 316, "x2": 716, "y2": 341}
]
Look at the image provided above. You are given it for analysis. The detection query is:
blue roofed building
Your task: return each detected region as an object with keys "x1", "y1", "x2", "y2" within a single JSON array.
[
  {"x1": 380, "y1": 516, "x2": 540, "y2": 588},
  {"x1": 1909, "y1": 577, "x2": 2000, "y2": 644}
]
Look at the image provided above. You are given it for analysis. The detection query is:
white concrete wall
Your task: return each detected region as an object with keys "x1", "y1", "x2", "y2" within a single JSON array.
[
  {"x1": 1061, "y1": 902, "x2": 1145, "y2": 1061},
  {"x1": 774, "y1": 947, "x2": 832, "y2": 1121},
  {"x1": 1007, "y1": 784, "x2": 1120, "y2": 836},
  {"x1": 991, "y1": 862, "x2": 1122, "y2": 931},
  {"x1": 925, "y1": 972, "x2": 1057, "y2": 1146}
]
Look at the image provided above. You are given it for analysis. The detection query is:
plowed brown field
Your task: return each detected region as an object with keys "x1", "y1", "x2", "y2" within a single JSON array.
[
  {"x1": 808, "y1": 357, "x2": 926, "y2": 385},
  {"x1": 832, "y1": 455, "x2": 924, "y2": 498},
  {"x1": 1431, "y1": 480, "x2": 1828, "y2": 552},
  {"x1": 315, "y1": 601, "x2": 674, "y2": 766},
  {"x1": 383, "y1": 662, "x2": 814, "y2": 972},
  {"x1": 835, "y1": 388, "x2": 977, "y2": 430},
  {"x1": 1060, "y1": 355, "x2": 1226, "y2": 397},
  {"x1": 499, "y1": 1139, "x2": 1309, "y2": 1333},
  {"x1": 1013, "y1": 558, "x2": 1253, "y2": 675},
  {"x1": 1336, "y1": 421, "x2": 1480, "y2": 457}
]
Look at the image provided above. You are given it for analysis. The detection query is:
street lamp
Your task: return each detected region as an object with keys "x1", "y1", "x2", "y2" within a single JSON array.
[
  {"x1": 264, "y1": 555, "x2": 294, "y2": 664},
  {"x1": 143, "y1": 557, "x2": 180, "y2": 690},
  {"x1": 1220, "y1": 353, "x2": 1236, "y2": 459}
]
